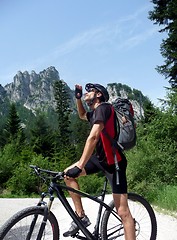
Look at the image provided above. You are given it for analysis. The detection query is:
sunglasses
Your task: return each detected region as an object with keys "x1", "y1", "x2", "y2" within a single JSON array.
[{"x1": 87, "y1": 88, "x2": 97, "y2": 93}]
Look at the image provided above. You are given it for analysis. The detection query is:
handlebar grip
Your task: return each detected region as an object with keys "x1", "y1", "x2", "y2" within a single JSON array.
[{"x1": 30, "y1": 165, "x2": 64, "y2": 179}]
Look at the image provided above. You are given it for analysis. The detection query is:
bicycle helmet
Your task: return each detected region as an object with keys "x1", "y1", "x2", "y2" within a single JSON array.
[{"x1": 85, "y1": 83, "x2": 109, "y2": 102}]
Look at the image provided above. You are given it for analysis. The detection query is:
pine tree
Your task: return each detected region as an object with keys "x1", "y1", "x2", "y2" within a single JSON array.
[
  {"x1": 70, "y1": 114, "x2": 90, "y2": 158},
  {"x1": 142, "y1": 101, "x2": 158, "y2": 124},
  {"x1": 4, "y1": 103, "x2": 25, "y2": 145},
  {"x1": 30, "y1": 113, "x2": 55, "y2": 158},
  {"x1": 149, "y1": 0, "x2": 177, "y2": 88},
  {"x1": 53, "y1": 80, "x2": 71, "y2": 148}
]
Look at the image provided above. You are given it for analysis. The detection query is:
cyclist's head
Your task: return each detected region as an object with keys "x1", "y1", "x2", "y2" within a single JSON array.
[{"x1": 85, "y1": 83, "x2": 109, "y2": 104}]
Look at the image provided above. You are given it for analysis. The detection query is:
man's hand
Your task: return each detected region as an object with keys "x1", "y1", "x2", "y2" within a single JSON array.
[
  {"x1": 65, "y1": 166, "x2": 82, "y2": 178},
  {"x1": 75, "y1": 85, "x2": 82, "y2": 99}
]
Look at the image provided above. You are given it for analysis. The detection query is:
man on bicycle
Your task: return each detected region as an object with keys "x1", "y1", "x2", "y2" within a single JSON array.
[{"x1": 64, "y1": 83, "x2": 135, "y2": 240}]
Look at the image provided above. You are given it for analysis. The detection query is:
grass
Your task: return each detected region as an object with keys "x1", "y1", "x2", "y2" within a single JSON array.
[
  {"x1": 0, "y1": 189, "x2": 38, "y2": 198},
  {"x1": 153, "y1": 185, "x2": 177, "y2": 215}
]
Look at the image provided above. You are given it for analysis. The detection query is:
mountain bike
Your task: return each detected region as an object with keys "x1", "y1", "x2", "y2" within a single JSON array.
[{"x1": 0, "y1": 165, "x2": 157, "y2": 239}]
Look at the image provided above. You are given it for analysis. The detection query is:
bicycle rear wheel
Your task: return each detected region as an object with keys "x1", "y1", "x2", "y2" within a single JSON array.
[
  {"x1": 0, "y1": 206, "x2": 60, "y2": 240},
  {"x1": 101, "y1": 193, "x2": 157, "y2": 240}
]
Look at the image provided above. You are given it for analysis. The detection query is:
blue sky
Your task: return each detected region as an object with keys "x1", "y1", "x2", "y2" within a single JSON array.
[{"x1": 0, "y1": 0, "x2": 169, "y2": 105}]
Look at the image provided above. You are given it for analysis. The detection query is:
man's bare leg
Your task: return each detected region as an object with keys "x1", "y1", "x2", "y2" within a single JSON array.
[
  {"x1": 113, "y1": 193, "x2": 136, "y2": 240},
  {"x1": 64, "y1": 177, "x2": 85, "y2": 217},
  {"x1": 63, "y1": 169, "x2": 91, "y2": 237}
]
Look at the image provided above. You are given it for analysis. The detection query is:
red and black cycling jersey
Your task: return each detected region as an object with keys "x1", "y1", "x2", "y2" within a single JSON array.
[{"x1": 87, "y1": 103, "x2": 122, "y2": 165}]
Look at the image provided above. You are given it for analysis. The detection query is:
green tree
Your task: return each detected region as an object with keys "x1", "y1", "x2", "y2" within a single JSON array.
[
  {"x1": 70, "y1": 114, "x2": 90, "y2": 158},
  {"x1": 3, "y1": 103, "x2": 25, "y2": 146},
  {"x1": 142, "y1": 100, "x2": 158, "y2": 124},
  {"x1": 30, "y1": 114, "x2": 55, "y2": 158},
  {"x1": 127, "y1": 105, "x2": 177, "y2": 201},
  {"x1": 6, "y1": 152, "x2": 54, "y2": 195},
  {"x1": 164, "y1": 88, "x2": 177, "y2": 113},
  {"x1": 53, "y1": 80, "x2": 71, "y2": 148},
  {"x1": 149, "y1": 0, "x2": 177, "y2": 88}
]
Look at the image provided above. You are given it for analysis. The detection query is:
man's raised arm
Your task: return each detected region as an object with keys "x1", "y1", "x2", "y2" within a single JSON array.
[{"x1": 75, "y1": 84, "x2": 87, "y2": 120}]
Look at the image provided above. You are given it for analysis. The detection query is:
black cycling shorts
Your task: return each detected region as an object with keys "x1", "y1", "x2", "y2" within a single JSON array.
[{"x1": 84, "y1": 155, "x2": 127, "y2": 194}]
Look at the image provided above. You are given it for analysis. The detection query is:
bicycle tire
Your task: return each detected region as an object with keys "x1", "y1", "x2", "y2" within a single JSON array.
[
  {"x1": 101, "y1": 193, "x2": 157, "y2": 240},
  {"x1": 0, "y1": 206, "x2": 60, "y2": 240}
]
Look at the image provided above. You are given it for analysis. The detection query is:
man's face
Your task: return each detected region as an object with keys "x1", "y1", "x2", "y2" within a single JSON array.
[{"x1": 83, "y1": 88, "x2": 97, "y2": 103}]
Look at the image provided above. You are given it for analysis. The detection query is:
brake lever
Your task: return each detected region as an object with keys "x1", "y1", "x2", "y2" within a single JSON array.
[{"x1": 30, "y1": 165, "x2": 40, "y2": 175}]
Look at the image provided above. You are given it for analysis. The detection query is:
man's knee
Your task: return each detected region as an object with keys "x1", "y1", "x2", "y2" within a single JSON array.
[
  {"x1": 117, "y1": 206, "x2": 131, "y2": 221},
  {"x1": 64, "y1": 177, "x2": 77, "y2": 186}
]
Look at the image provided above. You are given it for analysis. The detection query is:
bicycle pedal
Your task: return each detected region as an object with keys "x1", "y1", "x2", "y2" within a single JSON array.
[
  {"x1": 72, "y1": 232, "x2": 86, "y2": 239},
  {"x1": 70, "y1": 231, "x2": 79, "y2": 238}
]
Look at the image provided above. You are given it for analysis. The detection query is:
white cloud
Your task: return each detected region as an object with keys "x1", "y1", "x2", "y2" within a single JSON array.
[
  {"x1": 117, "y1": 26, "x2": 159, "y2": 50},
  {"x1": 49, "y1": 4, "x2": 157, "y2": 58}
]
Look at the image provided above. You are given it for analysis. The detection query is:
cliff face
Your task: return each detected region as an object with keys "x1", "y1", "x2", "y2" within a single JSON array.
[
  {"x1": 4, "y1": 66, "x2": 61, "y2": 112},
  {"x1": 1, "y1": 66, "x2": 145, "y2": 119},
  {"x1": 0, "y1": 84, "x2": 6, "y2": 101}
]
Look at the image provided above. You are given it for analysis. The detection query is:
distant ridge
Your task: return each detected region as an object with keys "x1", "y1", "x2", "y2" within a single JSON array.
[{"x1": 0, "y1": 66, "x2": 148, "y2": 120}]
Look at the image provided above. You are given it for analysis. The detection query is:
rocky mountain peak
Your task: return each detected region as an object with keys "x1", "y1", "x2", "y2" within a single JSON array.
[
  {"x1": 39, "y1": 66, "x2": 59, "y2": 80},
  {"x1": 4, "y1": 66, "x2": 60, "y2": 112}
]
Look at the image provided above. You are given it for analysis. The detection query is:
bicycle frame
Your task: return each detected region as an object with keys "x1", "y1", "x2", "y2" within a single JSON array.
[
  {"x1": 38, "y1": 177, "x2": 121, "y2": 240},
  {"x1": 0, "y1": 166, "x2": 157, "y2": 240}
]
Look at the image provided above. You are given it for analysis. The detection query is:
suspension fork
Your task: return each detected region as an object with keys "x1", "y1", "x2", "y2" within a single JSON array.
[{"x1": 26, "y1": 188, "x2": 55, "y2": 240}]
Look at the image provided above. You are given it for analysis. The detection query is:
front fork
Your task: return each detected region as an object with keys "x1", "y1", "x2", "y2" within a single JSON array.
[
  {"x1": 38, "y1": 190, "x2": 55, "y2": 211},
  {"x1": 29, "y1": 188, "x2": 55, "y2": 240}
]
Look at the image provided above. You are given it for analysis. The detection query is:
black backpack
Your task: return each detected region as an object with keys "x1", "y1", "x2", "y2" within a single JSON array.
[
  {"x1": 112, "y1": 98, "x2": 136, "y2": 151},
  {"x1": 101, "y1": 99, "x2": 136, "y2": 184}
]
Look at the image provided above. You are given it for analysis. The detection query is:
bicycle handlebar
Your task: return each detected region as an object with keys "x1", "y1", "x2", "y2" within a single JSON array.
[{"x1": 30, "y1": 165, "x2": 64, "y2": 180}]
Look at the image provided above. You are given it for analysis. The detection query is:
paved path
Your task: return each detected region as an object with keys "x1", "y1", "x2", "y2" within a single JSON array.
[{"x1": 0, "y1": 195, "x2": 177, "y2": 239}]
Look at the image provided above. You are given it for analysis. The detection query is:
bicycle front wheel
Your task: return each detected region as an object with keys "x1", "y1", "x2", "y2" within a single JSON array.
[
  {"x1": 0, "y1": 206, "x2": 60, "y2": 240},
  {"x1": 101, "y1": 193, "x2": 157, "y2": 240}
]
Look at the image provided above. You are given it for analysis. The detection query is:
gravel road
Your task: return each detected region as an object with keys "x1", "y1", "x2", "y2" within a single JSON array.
[{"x1": 0, "y1": 195, "x2": 176, "y2": 239}]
